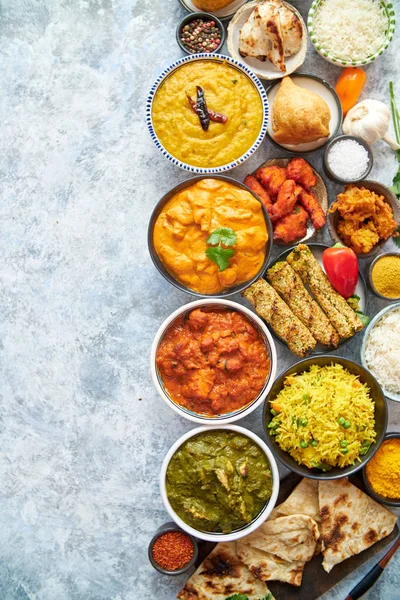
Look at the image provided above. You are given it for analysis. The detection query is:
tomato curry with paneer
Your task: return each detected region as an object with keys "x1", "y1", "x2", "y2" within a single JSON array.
[{"x1": 156, "y1": 308, "x2": 270, "y2": 416}]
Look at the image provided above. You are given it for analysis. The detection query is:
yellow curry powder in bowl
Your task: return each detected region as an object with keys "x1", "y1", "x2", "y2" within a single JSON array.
[
  {"x1": 370, "y1": 254, "x2": 400, "y2": 300},
  {"x1": 364, "y1": 435, "x2": 400, "y2": 505},
  {"x1": 152, "y1": 178, "x2": 270, "y2": 296},
  {"x1": 151, "y1": 59, "x2": 265, "y2": 170}
]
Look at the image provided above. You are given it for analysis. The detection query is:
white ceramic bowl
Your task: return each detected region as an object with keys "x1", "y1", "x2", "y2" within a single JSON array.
[
  {"x1": 151, "y1": 299, "x2": 277, "y2": 424},
  {"x1": 146, "y1": 53, "x2": 269, "y2": 174},
  {"x1": 360, "y1": 302, "x2": 400, "y2": 402},
  {"x1": 160, "y1": 425, "x2": 280, "y2": 542}
]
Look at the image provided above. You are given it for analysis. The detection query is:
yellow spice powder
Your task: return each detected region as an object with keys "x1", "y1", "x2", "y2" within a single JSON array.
[
  {"x1": 371, "y1": 255, "x2": 400, "y2": 298},
  {"x1": 366, "y1": 438, "x2": 400, "y2": 499}
]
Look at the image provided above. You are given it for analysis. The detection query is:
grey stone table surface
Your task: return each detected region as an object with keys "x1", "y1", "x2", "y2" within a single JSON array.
[{"x1": 0, "y1": 0, "x2": 399, "y2": 599}]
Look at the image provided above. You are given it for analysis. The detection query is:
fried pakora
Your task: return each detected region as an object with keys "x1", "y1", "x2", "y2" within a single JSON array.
[
  {"x1": 299, "y1": 188, "x2": 326, "y2": 230},
  {"x1": 271, "y1": 180, "x2": 302, "y2": 223},
  {"x1": 244, "y1": 175, "x2": 274, "y2": 213},
  {"x1": 255, "y1": 165, "x2": 287, "y2": 198},
  {"x1": 274, "y1": 205, "x2": 308, "y2": 243},
  {"x1": 286, "y1": 157, "x2": 317, "y2": 190}
]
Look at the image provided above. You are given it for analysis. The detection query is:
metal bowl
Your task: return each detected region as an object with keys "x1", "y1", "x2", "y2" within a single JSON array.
[
  {"x1": 176, "y1": 12, "x2": 225, "y2": 55},
  {"x1": 148, "y1": 521, "x2": 199, "y2": 575},
  {"x1": 368, "y1": 252, "x2": 400, "y2": 301},
  {"x1": 363, "y1": 432, "x2": 400, "y2": 507},
  {"x1": 263, "y1": 355, "x2": 388, "y2": 480},
  {"x1": 323, "y1": 135, "x2": 373, "y2": 184},
  {"x1": 327, "y1": 180, "x2": 400, "y2": 259},
  {"x1": 148, "y1": 175, "x2": 273, "y2": 298}
]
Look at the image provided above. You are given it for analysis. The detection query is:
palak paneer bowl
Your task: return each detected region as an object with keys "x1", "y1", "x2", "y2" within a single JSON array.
[
  {"x1": 148, "y1": 175, "x2": 273, "y2": 297},
  {"x1": 160, "y1": 425, "x2": 280, "y2": 542},
  {"x1": 151, "y1": 299, "x2": 277, "y2": 424},
  {"x1": 146, "y1": 53, "x2": 269, "y2": 173},
  {"x1": 263, "y1": 356, "x2": 388, "y2": 480}
]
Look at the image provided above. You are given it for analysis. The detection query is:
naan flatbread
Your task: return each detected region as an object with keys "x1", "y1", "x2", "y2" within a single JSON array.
[
  {"x1": 236, "y1": 541, "x2": 305, "y2": 586},
  {"x1": 269, "y1": 478, "x2": 320, "y2": 522},
  {"x1": 177, "y1": 542, "x2": 273, "y2": 600},
  {"x1": 238, "y1": 514, "x2": 319, "y2": 563},
  {"x1": 319, "y1": 478, "x2": 397, "y2": 573}
]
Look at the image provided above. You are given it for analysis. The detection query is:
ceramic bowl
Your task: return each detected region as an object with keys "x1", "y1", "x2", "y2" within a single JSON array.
[
  {"x1": 266, "y1": 74, "x2": 342, "y2": 154},
  {"x1": 363, "y1": 432, "x2": 400, "y2": 507},
  {"x1": 148, "y1": 175, "x2": 273, "y2": 297},
  {"x1": 151, "y1": 298, "x2": 277, "y2": 424},
  {"x1": 148, "y1": 522, "x2": 199, "y2": 575},
  {"x1": 227, "y1": 0, "x2": 307, "y2": 80},
  {"x1": 178, "y1": 0, "x2": 248, "y2": 21},
  {"x1": 360, "y1": 302, "x2": 400, "y2": 402},
  {"x1": 368, "y1": 253, "x2": 400, "y2": 301},
  {"x1": 323, "y1": 135, "x2": 373, "y2": 184},
  {"x1": 146, "y1": 53, "x2": 268, "y2": 173},
  {"x1": 327, "y1": 180, "x2": 400, "y2": 259},
  {"x1": 176, "y1": 12, "x2": 225, "y2": 55},
  {"x1": 308, "y1": 0, "x2": 396, "y2": 67},
  {"x1": 263, "y1": 355, "x2": 388, "y2": 480},
  {"x1": 160, "y1": 425, "x2": 280, "y2": 542}
]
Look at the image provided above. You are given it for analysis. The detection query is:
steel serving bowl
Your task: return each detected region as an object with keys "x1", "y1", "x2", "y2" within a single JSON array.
[
  {"x1": 148, "y1": 175, "x2": 273, "y2": 298},
  {"x1": 368, "y1": 253, "x2": 400, "y2": 301},
  {"x1": 362, "y1": 432, "x2": 400, "y2": 507},
  {"x1": 323, "y1": 135, "x2": 373, "y2": 184},
  {"x1": 150, "y1": 298, "x2": 277, "y2": 424},
  {"x1": 146, "y1": 53, "x2": 269, "y2": 174},
  {"x1": 176, "y1": 12, "x2": 225, "y2": 55},
  {"x1": 263, "y1": 356, "x2": 388, "y2": 480},
  {"x1": 360, "y1": 302, "x2": 400, "y2": 402},
  {"x1": 148, "y1": 521, "x2": 199, "y2": 575},
  {"x1": 160, "y1": 425, "x2": 280, "y2": 542}
]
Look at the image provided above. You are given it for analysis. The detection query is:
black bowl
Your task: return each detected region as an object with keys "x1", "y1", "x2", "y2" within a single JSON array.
[
  {"x1": 323, "y1": 135, "x2": 373, "y2": 184},
  {"x1": 148, "y1": 175, "x2": 274, "y2": 298},
  {"x1": 176, "y1": 12, "x2": 225, "y2": 55},
  {"x1": 263, "y1": 356, "x2": 388, "y2": 480},
  {"x1": 363, "y1": 432, "x2": 400, "y2": 507},
  {"x1": 148, "y1": 521, "x2": 199, "y2": 575}
]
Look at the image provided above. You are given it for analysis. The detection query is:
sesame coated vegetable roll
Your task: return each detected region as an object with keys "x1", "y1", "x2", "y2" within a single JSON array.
[
  {"x1": 267, "y1": 261, "x2": 340, "y2": 348},
  {"x1": 242, "y1": 279, "x2": 316, "y2": 358},
  {"x1": 287, "y1": 244, "x2": 363, "y2": 339}
]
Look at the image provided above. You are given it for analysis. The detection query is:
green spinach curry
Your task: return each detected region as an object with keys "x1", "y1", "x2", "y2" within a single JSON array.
[{"x1": 166, "y1": 430, "x2": 272, "y2": 533}]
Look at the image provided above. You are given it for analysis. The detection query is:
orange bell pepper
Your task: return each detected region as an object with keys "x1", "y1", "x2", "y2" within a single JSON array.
[{"x1": 335, "y1": 67, "x2": 367, "y2": 116}]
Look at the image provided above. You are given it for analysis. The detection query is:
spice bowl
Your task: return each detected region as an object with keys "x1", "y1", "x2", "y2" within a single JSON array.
[
  {"x1": 148, "y1": 521, "x2": 199, "y2": 575},
  {"x1": 323, "y1": 135, "x2": 373, "y2": 184},
  {"x1": 176, "y1": 12, "x2": 225, "y2": 55},
  {"x1": 363, "y1": 432, "x2": 400, "y2": 507},
  {"x1": 368, "y1": 252, "x2": 400, "y2": 301}
]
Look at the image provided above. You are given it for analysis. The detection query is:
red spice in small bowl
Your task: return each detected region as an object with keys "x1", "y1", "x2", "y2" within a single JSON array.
[{"x1": 152, "y1": 531, "x2": 194, "y2": 571}]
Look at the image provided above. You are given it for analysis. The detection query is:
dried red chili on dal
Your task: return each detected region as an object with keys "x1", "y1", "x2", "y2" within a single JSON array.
[{"x1": 152, "y1": 531, "x2": 194, "y2": 571}]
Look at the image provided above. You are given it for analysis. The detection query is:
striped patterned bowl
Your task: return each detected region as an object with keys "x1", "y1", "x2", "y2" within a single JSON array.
[
  {"x1": 146, "y1": 53, "x2": 269, "y2": 174},
  {"x1": 308, "y1": 0, "x2": 396, "y2": 67}
]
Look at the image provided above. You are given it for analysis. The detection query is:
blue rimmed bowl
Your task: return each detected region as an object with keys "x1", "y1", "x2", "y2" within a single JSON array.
[
  {"x1": 146, "y1": 53, "x2": 269, "y2": 174},
  {"x1": 308, "y1": 0, "x2": 396, "y2": 67}
]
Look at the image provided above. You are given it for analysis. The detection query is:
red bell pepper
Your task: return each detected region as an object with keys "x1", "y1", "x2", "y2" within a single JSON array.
[{"x1": 322, "y1": 243, "x2": 358, "y2": 299}]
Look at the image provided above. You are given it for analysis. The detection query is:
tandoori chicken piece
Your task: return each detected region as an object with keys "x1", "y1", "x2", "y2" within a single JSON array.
[
  {"x1": 273, "y1": 204, "x2": 308, "y2": 243},
  {"x1": 255, "y1": 165, "x2": 287, "y2": 198},
  {"x1": 286, "y1": 157, "x2": 317, "y2": 190},
  {"x1": 244, "y1": 175, "x2": 274, "y2": 214},
  {"x1": 267, "y1": 261, "x2": 340, "y2": 348},
  {"x1": 242, "y1": 279, "x2": 316, "y2": 357},
  {"x1": 298, "y1": 188, "x2": 326, "y2": 230},
  {"x1": 271, "y1": 180, "x2": 302, "y2": 223},
  {"x1": 287, "y1": 244, "x2": 363, "y2": 339}
]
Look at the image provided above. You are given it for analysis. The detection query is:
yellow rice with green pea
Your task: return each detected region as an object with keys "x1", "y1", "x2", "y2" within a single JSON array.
[{"x1": 268, "y1": 364, "x2": 376, "y2": 471}]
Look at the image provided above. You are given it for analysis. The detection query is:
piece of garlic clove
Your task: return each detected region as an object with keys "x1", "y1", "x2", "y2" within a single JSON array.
[{"x1": 343, "y1": 99, "x2": 400, "y2": 150}]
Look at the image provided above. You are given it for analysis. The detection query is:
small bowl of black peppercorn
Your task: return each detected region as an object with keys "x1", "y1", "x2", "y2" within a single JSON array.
[{"x1": 176, "y1": 12, "x2": 225, "y2": 55}]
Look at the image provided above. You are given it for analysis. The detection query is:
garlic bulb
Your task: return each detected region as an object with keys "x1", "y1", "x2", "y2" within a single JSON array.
[{"x1": 342, "y1": 99, "x2": 400, "y2": 150}]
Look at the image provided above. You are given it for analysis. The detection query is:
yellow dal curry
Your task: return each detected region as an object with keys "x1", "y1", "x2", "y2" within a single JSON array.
[
  {"x1": 151, "y1": 61, "x2": 264, "y2": 168},
  {"x1": 154, "y1": 179, "x2": 268, "y2": 294}
]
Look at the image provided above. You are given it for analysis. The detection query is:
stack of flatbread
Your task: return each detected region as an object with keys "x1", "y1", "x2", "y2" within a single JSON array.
[{"x1": 177, "y1": 478, "x2": 397, "y2": 598}]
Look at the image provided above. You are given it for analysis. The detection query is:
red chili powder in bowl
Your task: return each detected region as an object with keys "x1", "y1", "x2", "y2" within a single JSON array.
[{"x1": 152, "y1": 531, "x2": 194, "y2": 571}]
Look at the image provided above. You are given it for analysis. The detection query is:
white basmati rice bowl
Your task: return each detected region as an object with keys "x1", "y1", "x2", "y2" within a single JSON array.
[
  {"x1": 308, "y1": 0, "x2": 396, "y2": 67},
  {"x1": 361, "y1": 303, "x2": 400, "y2": 402}
]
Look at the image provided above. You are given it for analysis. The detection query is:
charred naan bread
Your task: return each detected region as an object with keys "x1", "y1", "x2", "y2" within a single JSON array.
[
  {"x1": 237, "y1": 514, "x2": 319, "y2": 563},
  {"x1": 319, "y1": 478, "x2": 397, "y2": 573},
  {"x1": 177, "y1": 542, "x2": 273, "y2": 600},
  {"x1": 272, "y1": 77, "x2": 331, "y2": 144},
  {"x1": 269, "y1": 478, "x2": 320, "y2": 522},
  {"x1": 239, "y1": 0, "x2": 302, "y2": 72},
  {"x1": 236, "y1": 541, "x2": 305, "y2": 586}
]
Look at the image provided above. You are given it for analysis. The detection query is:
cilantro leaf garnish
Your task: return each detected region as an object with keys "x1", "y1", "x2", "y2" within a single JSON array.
[
  {"x1": 205, "y1": 227, "x2": 237, "y2": 271},
  {"x1": 206, "y1": 246, "x2": 234, "y2": 271},
  {"x1": 356, "y1": 311, "x2": 371, "y2": 327}
]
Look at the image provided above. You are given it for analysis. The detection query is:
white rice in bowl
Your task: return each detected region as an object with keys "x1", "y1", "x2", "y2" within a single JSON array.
[{"x1": 364, "y1": 307, "x2": 400, "y2": 396}]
